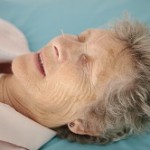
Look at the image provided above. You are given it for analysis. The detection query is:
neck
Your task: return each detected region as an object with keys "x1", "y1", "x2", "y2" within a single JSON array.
[
  {"x1": 0, "y1": 74, "x2": 33, "y2": 118},
  {"x1": 0, "y1": 74, "x2": 13, "y2": 105}
]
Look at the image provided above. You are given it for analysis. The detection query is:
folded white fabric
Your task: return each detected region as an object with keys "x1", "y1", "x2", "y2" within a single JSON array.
[
  {"x1": 0, "y1": 103, "x2": 56, "y2": 150},
  {"x1": 0, "y1": 18, "x2": 30, "y2": 62},
  {"x1": 0, "y1": 140, "x2": 26, "y2": 150},
  {"x1": 0, "y1": 18, "x2": 56, "y2": 149}
]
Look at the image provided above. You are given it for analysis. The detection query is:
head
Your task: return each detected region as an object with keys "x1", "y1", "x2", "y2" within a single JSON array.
[{"x1": 12, "y1": 18, "x2": 150, "y2": 144}]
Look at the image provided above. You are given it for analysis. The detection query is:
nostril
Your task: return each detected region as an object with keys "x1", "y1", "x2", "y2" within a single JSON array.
[
  {"x1": 53, "y1": 44, "x2": 67, "y2": 62},
  {"x1": 54, "y1": 46, "x2": 59, "y2": 58}
]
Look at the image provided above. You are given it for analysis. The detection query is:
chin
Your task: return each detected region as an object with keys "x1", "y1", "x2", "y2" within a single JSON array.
[
  {"x1": 12, "y1": 55, "x2": 27, "y2": 80},
  {"x1": 12, "y1": 54, "x2": 41, "y2": 85}
]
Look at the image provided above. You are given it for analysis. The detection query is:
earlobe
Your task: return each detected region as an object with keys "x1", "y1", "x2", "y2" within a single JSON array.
[
  {"x1": 67, "y1": 120, "x2": 85, "y2": 135},
  {"x1": 67, "y1": 119, "x2": 99, "y2": 136}
]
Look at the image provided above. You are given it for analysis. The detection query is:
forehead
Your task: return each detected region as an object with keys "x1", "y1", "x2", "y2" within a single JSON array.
[
  {"x1": 80, "y1": 29, "x2": 124, "y2": 56},
  {"x1": 81, "y1": 29, "x2": 134, "y2": 89},
  {"x1": 80, "y1": 29, "x2": 113, "y2": 41}
]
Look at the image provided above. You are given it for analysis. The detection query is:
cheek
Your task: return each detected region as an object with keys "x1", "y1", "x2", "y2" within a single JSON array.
[
  {"x1": 55, "y1": 65, "x2": 83, "y2": 90},
  {"x1": 12, "y1": 57, "x2": 47, "y2": 102},
  {"x1": 33, "y1": 66, "x2": 84, "y2": 109},
  {"x1": 47, "y1": 65, "x2": 94, "y2": 106}
]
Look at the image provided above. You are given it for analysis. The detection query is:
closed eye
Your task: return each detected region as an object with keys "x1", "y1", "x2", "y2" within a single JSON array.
[
  {"x1": 79, "y1": 53, "x2": 93, "y2": 78},
  {"x1": 79, "y1": 53, "x2": 89, "y2": 66}
]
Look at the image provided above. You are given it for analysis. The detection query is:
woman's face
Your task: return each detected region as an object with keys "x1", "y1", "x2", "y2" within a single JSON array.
[{"x1": 12, "y1": 29, "x2": 127, "y2": 126}]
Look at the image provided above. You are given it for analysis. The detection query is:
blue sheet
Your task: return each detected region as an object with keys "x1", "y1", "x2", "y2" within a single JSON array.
[{"x1": 0, "y1": 0, "x2": 150, "y2": 149}]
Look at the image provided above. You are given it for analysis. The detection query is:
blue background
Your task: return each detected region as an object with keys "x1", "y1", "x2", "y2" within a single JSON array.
[{"x1": 0, "y1": 0, "x2": 150, "y2": 149}]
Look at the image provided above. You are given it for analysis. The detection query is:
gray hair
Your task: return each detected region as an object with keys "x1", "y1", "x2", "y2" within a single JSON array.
[{"x1": 54, "y1": 17, "x2": 150, "y2": 144}]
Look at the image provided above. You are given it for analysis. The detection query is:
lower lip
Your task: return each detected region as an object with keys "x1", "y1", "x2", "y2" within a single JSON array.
[{"x1": 34, "y1": 53, "x2": 45, "y2": 77}]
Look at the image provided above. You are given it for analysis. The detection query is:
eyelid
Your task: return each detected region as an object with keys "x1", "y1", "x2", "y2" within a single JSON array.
[
  {"x1": 80, "y1": 53, "x2": 89, "y2": 65},
  {"x1": 79, "y1": 53, "x2": 93, "y2": 78}
]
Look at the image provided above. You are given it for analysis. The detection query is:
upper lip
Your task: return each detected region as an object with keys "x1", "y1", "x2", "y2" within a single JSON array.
[{"x1": 37, "y1": 52, "x2": 46, "y2": 76}]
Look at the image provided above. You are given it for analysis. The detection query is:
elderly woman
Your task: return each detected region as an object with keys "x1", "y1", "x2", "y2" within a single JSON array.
[{"x1": 1, "y1": 17, "x2": 150, "y2": 148}]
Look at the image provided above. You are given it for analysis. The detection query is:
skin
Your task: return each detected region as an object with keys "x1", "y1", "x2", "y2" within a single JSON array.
[{"x1": 0, "y1": 29, "x2": 133, "y2": 136}]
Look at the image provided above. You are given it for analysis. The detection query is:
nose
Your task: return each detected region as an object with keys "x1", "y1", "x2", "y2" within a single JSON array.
[{"x1": 52, "y1": 35, "x2": 83, "y2": 63}]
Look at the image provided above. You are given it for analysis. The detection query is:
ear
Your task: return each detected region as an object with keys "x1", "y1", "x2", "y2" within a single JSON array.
[{"x1": 67, "y1": 119, "x2": 99, "y2": 136}]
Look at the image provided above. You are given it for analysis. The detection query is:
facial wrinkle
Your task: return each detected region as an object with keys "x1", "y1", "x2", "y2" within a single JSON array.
[
  {"x1": 75, "y1": 72, "x2": 93, "y2": 103},
  {"x1": 83, "y1": 39, "x2": 96, "y2": 94},
  {"x1": 95, "y1": 34, "x2": 107, "y2": 45},
  {"x1": 49, "y1": 80, "x2": 64, "y2": 103}
]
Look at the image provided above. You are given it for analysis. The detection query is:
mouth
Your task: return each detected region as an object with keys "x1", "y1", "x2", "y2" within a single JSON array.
[{"x1": 36, "y1": 52, "x2": 46, "y2": 77}]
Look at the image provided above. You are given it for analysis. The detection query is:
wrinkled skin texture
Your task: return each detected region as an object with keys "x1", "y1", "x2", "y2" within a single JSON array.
[{"x1": 0, "y1": 29, "x2": 133, "y2": 135}]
